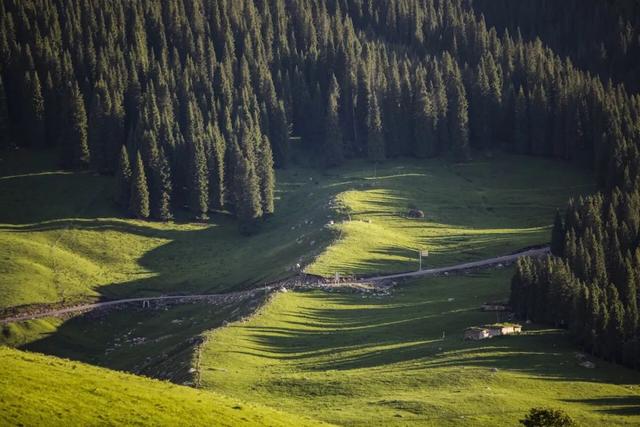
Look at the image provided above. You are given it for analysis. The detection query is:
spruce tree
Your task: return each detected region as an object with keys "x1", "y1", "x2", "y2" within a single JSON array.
[
  {"x1": 257, "y1": 135, "x2": 276, "y2": 215},
  {"x1": 114, "y1": 145, "x2": 132, "y2": 208},
  {"x1": 231, "y1": 141, "x2": 263, "y2": 234},
  {"x1": 129, "y1": 151, "x2": 150, "y2": 219},
  {"x1": 68, "y1": 81, "x2": 90, "y2": 169},
  {"x1": 450, "y1": 81, "x2": 471, "y2": 161},
  {"x1": 413, "y1": 78, "x2": 437, "y2": 158},
  {"x1": 366, "y1": 91, "x2": 385, "y2": 162},
  {"x1": 152, "y1": 147, "x2": 173, "y2": 221},
  {"x1": 324, "y1": 75, "x2": 344, "y2": 167},
  {"x1": 186, "y1": 102, "x2": 209, "y2": 220},
  {"x1": 26, "y1": 71, "x2": 45, "y2": 148},
  {"x1": 208, "y1": 124, "x2": 226, "y2": 210}
]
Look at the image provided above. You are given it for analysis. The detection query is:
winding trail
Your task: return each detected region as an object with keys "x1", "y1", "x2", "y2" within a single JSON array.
[{"x1": 0, "y1": 247, "x2": 549, "y2": 325}]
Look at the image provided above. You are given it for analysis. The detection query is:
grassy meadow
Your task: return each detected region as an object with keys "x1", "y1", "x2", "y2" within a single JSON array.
[
  {"x1": 199, "y1": 269, "x2": 640, "y2": 426},
  {"x1": 0, "y1": 149, "x2": 593, "y2": 312},
  {"x1": 308, "y1": 155, "x2": 594, "y2": 277},
  {"x1": 0, "y1": 346, "x2": 329, "y2": 426},
  {"x1": 0, "y1": 149, "x2": 335, "y2": 311},
  {"x1": 4, "y1": 149, "x2": 625, "y2": 427}
]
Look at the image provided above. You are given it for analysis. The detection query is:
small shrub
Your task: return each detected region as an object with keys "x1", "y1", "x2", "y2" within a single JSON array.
[{"x1": 519, "y1": 407, "x2": 577, "y2": 427}]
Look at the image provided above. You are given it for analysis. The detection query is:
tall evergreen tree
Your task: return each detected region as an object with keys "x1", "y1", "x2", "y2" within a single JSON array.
[
  {"x1": 231, "y1": 141, "x2": 263, "y2": 234},
  {"x1": 151, "y1": 147, "x2": 173, "y2": 221},
  {"x1": 186, "y1": 103, "x2": 209, "y2": 220},
  {"x1": 366, "y1": 91, "x2": 385, "y2": 162},
  {"x1": 450, "y1": 81, "x2": 471, "y2": 161},
  {"x1": 129, "y1": 151, "x2": 150, "y2": 219},
  {"x1": 413, "y1": 78, "x2": 437, "y2": 158},
  {"x1": 257, "y1": 135, "x2": 276, "y2": 215},
  {"x1": 66, "y1": 81, "x2": 90, "y2": 169},
  {"x1": 323, "y1": 75, "x2": 344, "y2": 167},
  {"x1": 114, "y1": 145, "x2": 132, "y2": 208}
]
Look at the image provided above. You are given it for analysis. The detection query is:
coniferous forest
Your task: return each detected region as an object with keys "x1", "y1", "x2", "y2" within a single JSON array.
[{"x1": 2, "y1": 0, "x2": 639, "y2": 230}]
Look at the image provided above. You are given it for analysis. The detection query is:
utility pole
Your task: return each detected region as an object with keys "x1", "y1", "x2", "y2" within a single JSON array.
[{"x1": 418, "y1": 249, "x2": 429, "y2": 271}]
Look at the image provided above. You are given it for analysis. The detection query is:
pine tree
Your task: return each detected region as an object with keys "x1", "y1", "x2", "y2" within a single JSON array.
[
  {"x1": 88, "y1": 81, "x2": 110, "y2": 172},
  {"x1": 366, "y1": 90, "x2": 385, "y2": 162},
  {"x1": 471, "y1": 64, "x2": 490, "y2": 149},
  {"x1": 151, "y1": 147, "x2": 173, "y2": 221},
  {"x1": 207, "y1": 124, "x2": 226, "y2": 210},
  {"x1": 257, "y1": 135, "x2": 276, "y2": 215},
  {"x1": 231, "y1": 141, "x2": 263, "y2": 234},
  {"x1": 413, "y1": 78, "x2": 437, "y2": 158},
  {"x1": 186, "y1": 102, "x2": 209, "y2": 220},
  {"x1": 67, "y1": 81, "x2": 90, "y2": 169},
  {"x1": 450, "y1": 81, "x2": 470, "y2": 161},
  {"x1": 26, "y1": 71, "x2": 45, "y2": 148},
  {"x1": 129, "y1": 151, "x2": 150, "y2": 219},
  {"x1": 323, "y1": 75, "x2": 344, "y2": 167},
  {"x1": 114, "y1": 145, "x2": 132, "y2": 208}
]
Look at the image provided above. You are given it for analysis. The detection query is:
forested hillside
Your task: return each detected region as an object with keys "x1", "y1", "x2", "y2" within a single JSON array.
[
  {"x1": 2, "y1": 0, "x2": 639, "y2": 232},
  {"x1": 473, "y1": 0, "x2": 640, "y2": 93}
]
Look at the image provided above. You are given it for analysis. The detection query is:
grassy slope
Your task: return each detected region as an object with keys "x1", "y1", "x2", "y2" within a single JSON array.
[
  {"x1": 199, "y1": 269, "x2": 640, "y2": 426},
  {"x1": 0, "y1": 347, "x2": 328, "y2": 426},
  {"x1": 308, "y1": 154, "x2": 594, "y2": 276},
  {"x1": 3, "y1": 293, "x2": 266, "y2": 383},
  {"x1": 0, "y1": 150, "x2": 592, "y2": 311},
  {"x1": 0, "y1": 149, "x2": 334, "y2": 311}
]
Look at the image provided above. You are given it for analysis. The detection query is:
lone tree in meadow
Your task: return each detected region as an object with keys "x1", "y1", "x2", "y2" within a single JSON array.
[{"x1": 129, "y1": 151, "x2": 150, "y2": 219}]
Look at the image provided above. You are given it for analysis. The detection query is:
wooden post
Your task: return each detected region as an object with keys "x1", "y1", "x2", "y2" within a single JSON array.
[{"x1": 418, "y1": 249, "x2": 429, "y2": 271}]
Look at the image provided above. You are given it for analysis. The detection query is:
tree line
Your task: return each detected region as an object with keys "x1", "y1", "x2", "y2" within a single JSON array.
[
  {"x1": 473, "y1": 0, "x2": 640, "y2": 93},
  {"x1": 511, "y1": 173, "x2": 640, "y2": 368},
  {"x1": 1, "y1": 0, "x2": 639, "y2": 233}
]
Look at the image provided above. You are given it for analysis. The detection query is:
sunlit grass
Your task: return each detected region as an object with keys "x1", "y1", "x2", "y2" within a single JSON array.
[
  {"x1": 0, "y1": 347, "x2": 329, "y2": 426},
  {"x1": 199, "y1": 269, "x2": 640, "y2": 426}
]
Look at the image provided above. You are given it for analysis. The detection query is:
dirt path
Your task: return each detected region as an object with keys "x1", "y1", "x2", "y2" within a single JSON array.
[
  {"x1": 364, "y1": 247, "x2": 550, "y2": 281},
  {"x1": 0, "y1": 247, "x2": 549, "y2": 325}
]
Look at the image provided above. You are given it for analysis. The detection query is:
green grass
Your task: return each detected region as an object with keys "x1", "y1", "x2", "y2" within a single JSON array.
[
  {"x1": 308, "y1": 155, "x2": 594, "y2": 276},
  {"x1": 198, "y1": 269, "x2": 640, "y2": 426},
  {"x1": 0, "y1": 149, "x2": 335, "y2": 311},
  {"x1": 0, "y1": 150, "x2": 592, "y2": 312},
  {"x1": 0, "y1": 346, "x2": 329, "y2": 426}
]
